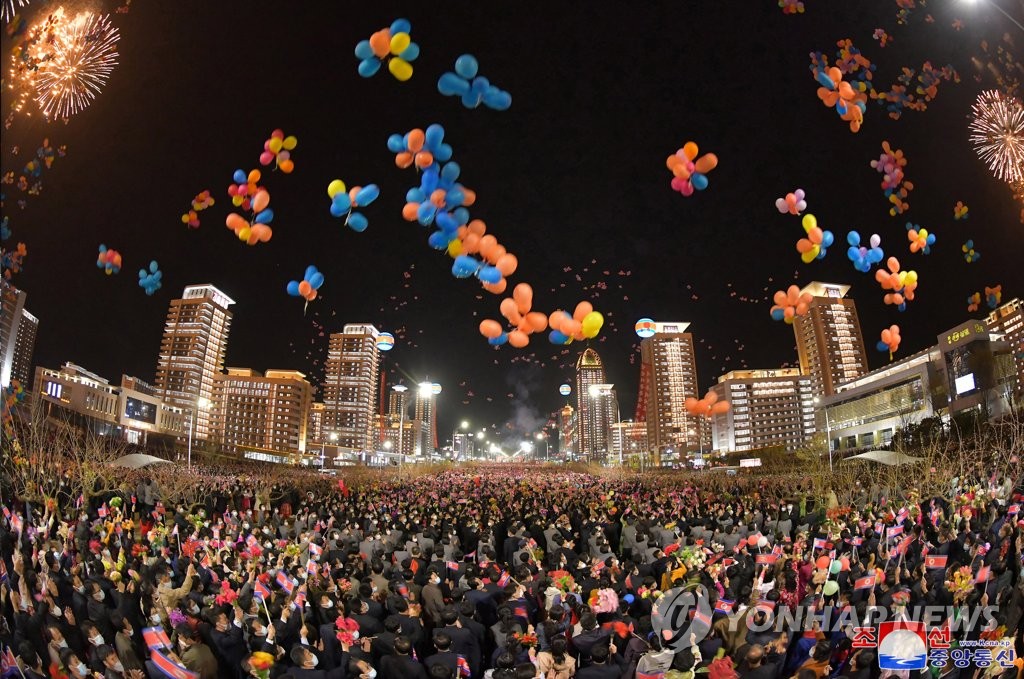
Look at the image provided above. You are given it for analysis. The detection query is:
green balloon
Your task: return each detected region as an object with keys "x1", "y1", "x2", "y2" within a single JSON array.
[
  {"x1": 829, "y1": 560, "x2": 842, "y2": 574},
  {"x1": 823, "y1": 580, "x2": 840, "y2": 596}
]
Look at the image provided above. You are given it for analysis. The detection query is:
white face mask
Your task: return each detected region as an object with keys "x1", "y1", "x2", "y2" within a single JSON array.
[
  {"x1": 322, "y1": 601, "x2": 333, "y2": 609},
  {"x1": 125, "y1": 627, "x2": 133, "y2": 637},
  {"x1": 310, "y1": 656, "x2": 319, "y2": 668},
  {"x1": 150, "y1": 613, "x2": 162, "y2": 624},
  {"x1": 365, "y1": 669, "x2": 377, "y2": 679},
  {"x1": 256, "y1": 628, "x2": 268, "y2": 637},
  {"x1": 91, "y1": 634, "x2": 105, "y2": 646},
  {"x1": 113, "y1": 661, "x2": 124, "y2": 673},
  {"x1": 76, "y1": 662, "x2": 87, "y2": 676},
  {"x1": 56, "y1": 639, "x2": 68, "y2": 649},
  {"x1": 52, "y1": 606, "x2": 63, "y2": 618}
]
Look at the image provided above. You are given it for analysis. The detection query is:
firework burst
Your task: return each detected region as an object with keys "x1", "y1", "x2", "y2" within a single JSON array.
[
  {"x1": 1, "y1": 0, "x2": 29, "y2": 25},
  {"x1": 969, "y1": 89, "x2": 1024, "y2": 183},
  {"x1": 34, "y1": 12, "x2": 119, "y2": 120}
]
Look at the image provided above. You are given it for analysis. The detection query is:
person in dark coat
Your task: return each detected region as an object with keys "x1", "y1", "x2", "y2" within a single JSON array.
[{"x1": 379, "y1": 636, "x2": 428, "y2": 679}]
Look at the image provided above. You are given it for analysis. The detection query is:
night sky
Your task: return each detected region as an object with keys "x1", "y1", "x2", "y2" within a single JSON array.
[{"x1": 3, "y1": 0, "x2": 1023, "y2": 446}]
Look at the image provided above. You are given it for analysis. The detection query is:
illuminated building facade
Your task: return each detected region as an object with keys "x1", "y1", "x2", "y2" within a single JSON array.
[
  {"x1": 209, "y1": 368, "x2": 312, "y2": 460},
  {"x1": 986, "y1": 298, "x2": 1024, "y2": 401},
  {"x1": 323, "y1": 324, "x2": 380, "y2": 453},
  {"x1": 1, "y1": 282, "x2": 38, "y2": 388},
  {"x1": 575, "y1": 349, "x2": 616, "y2": 460},
  {"x1": 640, "y1": 322, "x2": 702, "y2": 460},
  {"x1": 793, "y1": 282, "x2": 868, "y2": 397},
  {"x1": 709, "y1": 368, "x2": 816, "y2": 453},
  {"x1": 154, "y1": 285, "x2": 235, "y2": 440}
]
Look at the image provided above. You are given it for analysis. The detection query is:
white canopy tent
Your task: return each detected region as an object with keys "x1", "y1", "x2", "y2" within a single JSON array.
[
  {"x1": 845, "y1": 449, "x2": 925, "y2": 466},
  {"x1": 109, "y1": 453, "x2": 173, "y2": 470}
]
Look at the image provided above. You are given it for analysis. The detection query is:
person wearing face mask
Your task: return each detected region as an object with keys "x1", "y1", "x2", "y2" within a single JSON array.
[
  {"x1": 171, "y1": 624, "x2": 219, "y2": 679},
  {"x1": 46, "y1": 623, "x2": 73, "y2": 669},
  {"x1": 82, "y1": 621, "x2": 108, "y2": 674},
  {"x1": 421, "y1": 568, "x2": 446, "y2": 630},
  {"x1": 59, "y1": 648, "x2": 91, "y2": 679},
  {"x1": 96, "y1": 643, "x2": 135, "y2": 679},
  {"x1": 86, "y1": 581, "x2": 115, "y2": 641},
  {"x1": 210, "y1": 607, "x2": 247, "y2": 679},
  {"x1": 157, "y1": 562, "x2": 196, "y2": 613},
  {"x1": 288, "y1": 644, "x2": 347, "y2": 679},
  {"x1": 109, "y1": 612, "x2": 143, "y2": 673}
]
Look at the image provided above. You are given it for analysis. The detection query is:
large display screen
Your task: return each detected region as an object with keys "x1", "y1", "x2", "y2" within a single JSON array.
[
  {"x1": 124, "y1": 397, "x2": 157, "y2": 424},
  {"x1": 954, "y1": 373, "x2": 977, "y2": 396}
]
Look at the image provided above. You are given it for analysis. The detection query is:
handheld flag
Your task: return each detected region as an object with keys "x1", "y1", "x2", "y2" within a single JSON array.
[
  {"x1": 275, "y1": 571, "x2": 295, "y2": 594},
  {"x1": 150, "y1": 649, "x2": 198, "y2": 679},
  {"x1": 925, "y1": 555, "x2": 948, "y2": 569},
  {"x1": 142, "y1": 626, "x2": 172, "y2": 650},
  {"x1": 854, "y1": 575, "x2": 876, "y2": 590}
]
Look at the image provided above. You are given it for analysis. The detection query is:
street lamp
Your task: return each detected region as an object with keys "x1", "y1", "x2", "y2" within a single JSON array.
[
  {"x1": 813, "y1": 397, "x2": 833, "y2": 471},
  {"x1": 452, "y1": 420, "x2": 470, "y2": 459},
  {"x1": 187, "y1": 396, "x2": 211, "y2": 470},
  {"x1": 535, "y1": 432, "x2": 548, "y2": 461},
  {"x1": 960, "y1": 0, "x2": 1024, "y2": 33},
  {"x1": 321, "y1": 432, "x2": 338, "y2": 468}
]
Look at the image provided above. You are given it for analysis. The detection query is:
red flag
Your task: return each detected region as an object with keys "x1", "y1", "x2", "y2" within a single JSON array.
[
  {"x1": 1, "y1": 645, "x2": 17, "y2": 676},
  {"x1": 253, "y1": 581, "x2": 271, "y2": 601},
  {"x1": 98, "y1": 504, "x2": 108, "y2": 518},
  {"x1": 150, "y1": 649, "x2": 198, "y2": 679},
  {"x1": 276, "y1": 571, "x2": 295, "y2": 594},
  {"x1": 855, "y1": 575, "x2": 876, "y2": 590},
  {"x1": 715, "y1": 599, "x2": 734, "y2": 614},
  {"x1": 897, "y1": 535, "x2": 914, "y2": 555},
  {"x1": 974, "y1": 565, "x2": 990, "y2": 583},
  {"x1": 142, "y1": 626, "x2": 171, "y2": 650},
  {"x1": 755, "y1": 553, "x2": 778, "y2": 565},
  {"x1": 925, "y1": 555, "x2": 948, "y2": 569},
  {"x1": 456, "y1": 654, "x2": 471, "y2": 677}
]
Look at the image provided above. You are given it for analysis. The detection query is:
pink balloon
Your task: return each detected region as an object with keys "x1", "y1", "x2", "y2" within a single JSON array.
[
  {"x1": 252, "y1": 189, "x2": 270, "y2": 213},
  {"x1": 277, "y1": 150, "x2": 290, "y2": 163},
  {"x1": 259, "y1": 151, "x2": 274, "y2": 166}
]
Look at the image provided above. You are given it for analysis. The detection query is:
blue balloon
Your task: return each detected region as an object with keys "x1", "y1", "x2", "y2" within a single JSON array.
[
  {"x1": 389, "y1": 18, "x2": 411, "y2": 35},
  {"x1": 400, "y1": 42, "x2": 420, "y2": 62},
  {"x1": 427, "y1": 231, "x2": 450, "y2": 250},
  {"x1": 149, "y1": 260, "x2": 159, "y2": 273},
  {"x1": 387, "y1": 134, "x2": 406, "y2": 153},
  {"x1": 329, "y1": 202, "x2": 347, "y2": 218},
  {"x1": 417, "y1": 203, "x2": 436, "y2": 225},
  {"x1": 770, "y1": 308, "x2": 786, "y2": 322},
  {"x1": 816, "y1": 69, "x2": 836, "y2": 89},
  {"x1": 455, "y1": 54, "x2": 479, "y2": 79},
  {"x1": 287, "y1": 281, "x2": 301, "y2": 297},
  {"x1": 309, "y1": 272, "x2": 325, "y2": 289},
  {"x1": 452, "y1": 208, "x2": 469, "y2": 226},
  {"x1": 347, "y1": 212, "x2": 368, "y2": 232},
  {"x1": 358, "y1": 59, "x2": 381, "y2": 78},
  {"x1": 441, "y1": 162, "x2": 461, "y2": 183},
  {"x1": 435, "y1": 143, "x2": 453, "y2": 162},
  {"x1": 623, "y1": 594, "x2": 635, "y2": 605},
  {"x1": 446, "y1": 187, "x2": 465, "y2": 206},
  {"x1": 477, "y1": 265, "x2": 501, "y2": 284},
  {"x1": 847, "y1": 231, "x2": 861, "y2": 247},
  {"x1": 436, "y1": 211, "x2": 458, "y2": 233},
  {"x1": 232, "y1": 169, "x2": 246, "y2": 184},
  {"x1": 548, "y1": 330, "x2": 569, "y2": 345},
  {"x1": 691, "y1": 173, "x2": 709, "y2": 191},
  {"x1": 304, "y1": 265, "x2": 318, "y2": 281},
  {"x1": 254, "y1": 208, "x2": 274, "y2": 225},
  {"x1": 483, "y1": 87, "x2": 512, "y2": 111},
  {"x1": 425, "y1": 124, "x2": 445, "y2": 148},
  {"x1": 438, "y1": 72, "x2": 470, "y2": 97},
  {"x1": 821, "y1": 230, "x2": 834, "y2": 248},
  {"x1": 876, "y1": 340, "x2": 889, "y2": 352},
  {"x1": 354, "y1": 40, "x2": 374, "y2": 60},
  {"x1": 355, "y1": 184, "x2": 380, "y2": 207},
  {"x1": 488, "y1": 333, "x2": 508, "y2": 346},
  {"x1": 461, "y1": 90, "x2": 482, "y2": 109},
  {"x1": 452, "y1": 255, "x2": 479, "y2": 278},
  {"x1": 332, "y1": 193, "x2": 352, "y2": 212},
  {"x1": 868, "y1": 249, "x2": 883, "y2": 263}
]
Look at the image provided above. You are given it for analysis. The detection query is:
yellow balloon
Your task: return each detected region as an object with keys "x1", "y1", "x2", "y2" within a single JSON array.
[
  {"x1": 801, "y1": 213, "x2": 817, "y2": 233},
  {"x1": 180, "y1": 214, "x2": 189, "y2": 223},
  {"x1": 447, "y1": 239, "x2": 463, "y2": 258},
  {"x1": 282, "y1": 135, "x2": 297, "y2": 150},
  {"x1": 389, "y1": 57, "x2": 413, "y2": 82},
  {"x1": 327, "y1": 179, "x2": 346, "y2": 199},
  {"x1": 801, "y1": 248, "x2": 818, "y2": 264},
  {"x1": 238, "y1": 227, "x2": 251, "y2": 242},
  {"x1": 581, "y1": 311, "x2": 604, "y2": 337},
  {"x1": 231, "y1": 195, "x2": 243, "y2": 207},
  {"x1": 389, "y1": 32, "x2": 411, "y2": 55},
  {"x1": 268, "y1": 137, "x2": 283, "y2": 153}
]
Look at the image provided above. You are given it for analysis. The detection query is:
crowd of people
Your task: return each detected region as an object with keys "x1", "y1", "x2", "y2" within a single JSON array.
[{"x1": 1, "y1": 464, "x2": 1022, "y2": 679}]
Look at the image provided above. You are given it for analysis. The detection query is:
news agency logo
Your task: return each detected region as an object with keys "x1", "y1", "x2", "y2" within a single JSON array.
[{"x1": 650, "y1": 584, "x2": 713, "y2": 652}]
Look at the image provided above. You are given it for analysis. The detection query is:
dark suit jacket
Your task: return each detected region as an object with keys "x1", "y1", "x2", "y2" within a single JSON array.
[
  {"x1": 380, "y1": 654, "x2": 428, "y2": 679},
  {"x1": 288, "y1": 666, "x2": 346, "y2": 679},
  {"x1": 425, "y1": 650, "x2": 459, "y2": 675},
  {"x1": 577, "y1": 657, "x2": 624, "y2": 679},
  {"x1": 439, "y1": 624, "x2": 480, "y2": 672}
]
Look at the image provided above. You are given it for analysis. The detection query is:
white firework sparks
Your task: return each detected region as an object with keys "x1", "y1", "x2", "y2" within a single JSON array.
[
  {"x1": 969, "y1": 89, "x2": 1024, "y2": 183},
  {"x1": 33, "y1": 11, "x2": 119, "y2": 120},
  {"x1": 1, "y1": 0, "x2": 29, "y2": 25}
]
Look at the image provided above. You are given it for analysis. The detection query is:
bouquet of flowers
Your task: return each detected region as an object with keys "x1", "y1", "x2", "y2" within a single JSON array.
[
  {"x1": 548, "y1": 570, "x2": 577, "y2": 594},
  {"x1": 946, "y1": 566, "x2": 975, "y2": 602},
  {"x1": 588, "y1": 587, "x2": 619, "y2": 614},
  {"x1": 131, "y1": 543, "x2": 148, "y2": 558},
  {"x1": 284, "y1": 543, "x2": 302, "y2": 558},
  {"x1": 335, "y1": 616, "x2": 360, "y2": 646},
  {"x1": 512, "y1": 631, "x2": 538, "y2": 648},
  {"x1": 215, "y1": 580, "x2": 238, "y2": 607},
  {"x1": 678, "y1": 546, "x2": 706, "y2": 570},
  {"x1": 338, "y1": 578, "x2": 353, "y2": 594},
  {"x1": 169, "y1": 609, "x2": 187, "y2": 627},
  {"x1": 248, "y1": 651, "x2": 275, "y2": 679},
  {"x1": 185, "y1": 510, "x2": 206, "y2": 532}
]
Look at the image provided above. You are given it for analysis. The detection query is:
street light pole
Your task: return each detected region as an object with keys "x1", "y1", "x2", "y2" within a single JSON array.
[
  {"x1": 963, "y1": 0, "x2": 1024, "y2": 32},
  {"x1": 187, "y1": 396, "x2": 210, "y2": 470}
]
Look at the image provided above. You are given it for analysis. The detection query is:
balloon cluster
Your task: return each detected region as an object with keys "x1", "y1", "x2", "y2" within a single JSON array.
[
  {"x1": 875, "y1": 256, "x2": 918, "y2": 311},
  {"x1": 1, "y1": 242, "x2": 28, "y2": 280},
  {"x1": 684, "y1": 390, "x2": 730, "y2": 419},
  {"x1": 814, "y1": 66, "x2": 867, "y2": 132},
  {"x1": 137, "y1": 260, "x2": 162, "y2": 295},
  {"x1": 775, "y1": 189, "x2": 807, "y2": 215},
  {"x1": 635, "y1": 318, "x2": 657, "y2": 338},
  {"x1": 870, "y1": 141, "x2": 913, "y2": 216},
  {"x1": 986, "y1": 285, "x2": 1002, "y2": 309},
  {"x1": 876, "y1": 325, "x2": 902, "y2": 359},
  {"x1": 227, "y1": 169, "x2": 265, "y2": 211},
  {"x1": 962, "y1": 240, "x2": 980, "y2": 263},
  {"x1": 906, "y1": 223, "x2": 935, "y2": 254},
  {"x1": 451, "y1": 220, "x2": 520, "y2": 293},
  {"x1": 181, "y1": 190, "x2": 215, "y2": 229},
  {"x1": 2, "y1": 379, "x2": 26, "y2": 439},
  {"x1": 287, "y1": 265, "x2": 324, "y2": 302},
  {"x1": 796, "y1": 214, "x2": 834, "y2": 263},
  {"x1": 354, "y1": 18, "x2": 419, "y2": 82},
  {"x1": 259, "y1": 129, "x2": 297, "y2": 174},
  {"x1": 872, "y1": 29, "x2": 892, "y2": 48},
  {"x1": 437, "y1": 54, "x2": 511, "y2": 110},
  {"x1": 666, "y1": 142, "x2": 718, "y2": 196},
  {"x1": 769, "y1": 285, "x2": 813, "y2": 323},
  {"x1": 388, "y1": 125, "x2": 453, "y2": 170},
  {"x1": 778, "y1": 0, "x2": 804, "y2": 14},
  {"x1": 953, "y1": 201, "x2": 969, "y2": 220},
  {"x1": 225, "y1": 180, "x2": 273, "y2": 245},
  {"x1": 967, "y1": 292, "x2": 981, "y2": 313},
  {"x1": 479, "y1": 284, "x2": 545, "y2": 348},
  {"x1": 871, "y1": 62, "x2": 959, "y2": 120},
  {"x1": 327, "y1": 180, "x2": 380, "y2": 232},
  {"x1": 96, "y1": 244, "x2": 122, "y2": 275},
  {"x1": 548, "y1": 302, "x2": 604, "y2": 345},
  {"x1": 846, "y1": 231, "x2": 883, "y2": 272}
]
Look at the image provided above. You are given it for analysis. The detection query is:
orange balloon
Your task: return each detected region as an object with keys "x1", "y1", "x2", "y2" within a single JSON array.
[
  {"x1": 564, "y1": 319, "x2": 582, "y2": 336},
  {"x1": 499, "y1": 298, "x2": 519, "y2": 321},
  {"x1": 247, "y1": 170, "x2": 261, "y2": 184},
  {"x1": 348, "y1": 187, "x2": 361, "y2": 203},
  {"x1": 226, "y1": 214, "x2": 248, "y2": 232},
  {"x1": 694, "y1": 154, "x2": 718, "y2": 174},
  {"x1": 525, "y1": 311, "x2": 548, "y2": 332},
  {"x1": 456, "y1": 226, "x2": 468, "y2": 239},
  {"x1": 573, "y1": 301, "x2": 593, "y2": 322},
  {"x1": 252, "y1": 189, "x2": 270, "y2": 213},
  {"x1": 461, "y1": 188, "x2": 476, "y2": 206},
  {"x1": 682, "y1": 141, "x2": 699, "y2": 160},
  {"x1": 482, "y1": 279, "x2": 507, "y2": 295},
  {"x1": 279, "y1": 159, "x2": 294, "y2": 174},
  {"x1": 463, "y1": 233, "x2": 481, "y2": 254},
  {"x1": 468, "y1": 219, "x2": 487, "y2": 236},
  {"x1": 508, "y1": 331, "x2": 529, "y2": 348},
  {"x1": 496, "y1": 253, "x2": 518, "y2": 276},
  {"x1": 478, "y1": 235, "x2": 498, "y2": 258},
  {"x1": 402, "y1": 203, "x2": 419, "y2": 221},
  {"x1": 430, "y1": 189, "x2": 447, "y2": 208},
  {"x1": 369, "y1": 29, "x2": 391, "y2": 58},
  {"x1": 479, "y1": 319, "x2": 503, "y2": 339},
  {"x1": 487, "y1": 245, "x2": 507, "y2": 266},
  {"x1": 406, "y1": 128, "x2": 425, "y2": 152},
  {"x1": 305, "y1": 289, "x2": 318, "y2": 302},
  {"x1": 711, "y1": 401, "x2": 730, "y2": 414},
  {"x1": 513, "y1": 283, "x2": 533, "y2": 309},
  {"x1": 395, "y1": 152, "x2": 413, "y2": 169},
  {"x1": 414, "y1": 151, "x2": 433, "y2": 168},
  {"x1": 299, "y1": 281, "x2": 312, "y2": 296}
]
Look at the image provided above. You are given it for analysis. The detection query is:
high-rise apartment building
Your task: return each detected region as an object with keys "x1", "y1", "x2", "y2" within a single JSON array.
[
  {"x1": 575, "y1": 349, "x2": 618, "y2": 460},
  {"x1": 709, "y1": 369, "x2": 816, "y2": 453},
  {"x1": 209, "y1": 368, "x2": 312, "y2": 461},
  {"x1": 557, "y1": 404, "x2": 576, "y2": 457},
  {"x1": 322, "y1": 324, "x2": 380, "y2": 453},
  {"x1": 307, "y1": 402, "x2": 325, "y2": 445},
  {"x1": 413, "y1": 382, "x2": 440, "y2": 456},
  {"x1": 610, "y1": 420, "x2": 649, "y2": 463},
  {"x1": 154, "y1": 285, "x2": 235, "y2": 439},
  {"x1": 640, "y1": 321, "x2": 703, "y2": 460},
  {"x1": 1, "y1": 282, "x2": 37, "y2": 388},
  {"x1": 793, "y1": 282, "x2": 868, "y2": 397},
  {"x1": 986, "y1": 298, "x2": 1024, "y2": 399}
]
